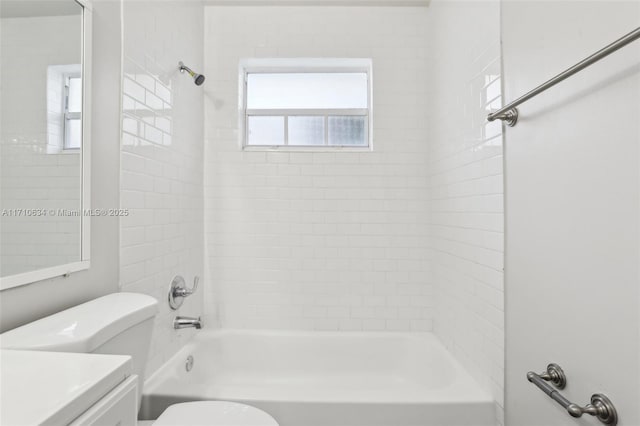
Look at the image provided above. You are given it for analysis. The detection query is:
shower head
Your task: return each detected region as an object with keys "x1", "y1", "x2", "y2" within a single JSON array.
[{"x1": 179, "y1": 61, "x2": 205, "y2": 86}]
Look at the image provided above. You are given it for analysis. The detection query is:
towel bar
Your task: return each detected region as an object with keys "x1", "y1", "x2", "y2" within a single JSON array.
[{"x1": 527, "y1": 363, "x2": 617, "y2": 425}]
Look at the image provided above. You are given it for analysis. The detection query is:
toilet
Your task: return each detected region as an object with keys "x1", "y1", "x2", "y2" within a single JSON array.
[{"x1": 0, "y1": 292, "x2": 278, "y2": 426}]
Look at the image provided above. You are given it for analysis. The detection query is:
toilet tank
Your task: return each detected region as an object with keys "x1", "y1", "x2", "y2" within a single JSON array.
[{"x1": 0, "y1": 292, "x2": 158, "y2": 411}]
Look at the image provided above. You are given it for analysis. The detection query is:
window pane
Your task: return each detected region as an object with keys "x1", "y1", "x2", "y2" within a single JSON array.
[
  {"x1": 247, "y1": 116, "x2": 284, "y2": 146},
  {"x1": 65, "y1": 118, "x2": 82, "y2": 149},
  {"x1": 247, "y1": 73, "x2": 367, "y2": 109},
  {"x1": 288, "y1": 116, "x2": 325, "y2": 146},
  {"x1": 328, "y1": 116, "x2": 367, "y2": 146},
  {"x1": 68, "y1": 77, "x2": 82, "y2": 113}
]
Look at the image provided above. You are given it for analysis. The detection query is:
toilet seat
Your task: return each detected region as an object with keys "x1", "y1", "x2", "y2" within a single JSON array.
[{"x1": 152, "y1": 401, "x2": 279, "y2": 426}]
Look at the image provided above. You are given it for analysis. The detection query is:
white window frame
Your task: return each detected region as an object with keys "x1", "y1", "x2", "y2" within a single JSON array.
[
  {"x1": 239, "y1": 58, "x2": 373, "y2": 151},
  {"x1": 63, "y1": 73, "x2": 82, "y2": 150}
]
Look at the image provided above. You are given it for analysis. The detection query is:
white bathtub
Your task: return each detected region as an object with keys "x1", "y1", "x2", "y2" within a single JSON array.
[{"x1": 140, "y1": 330, "x2": 495, "y2": 426}]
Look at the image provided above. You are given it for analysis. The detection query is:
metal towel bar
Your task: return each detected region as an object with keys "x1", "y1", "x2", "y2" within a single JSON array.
[
  {"x1": 527, "y1": 363, "x2": 618, "y2": 425},
  {"x1": 488, "y1": 26, "x2": 640, "y2": 126}
]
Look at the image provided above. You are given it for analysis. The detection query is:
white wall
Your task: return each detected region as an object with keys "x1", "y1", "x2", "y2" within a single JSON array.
[
  {"x1": 1, "y1": 15, "x2": 82, "y2": 276},
  {"x1": 204, "y1": 6, "x2": 432, "y2": 331},
  {"x1": 426, "y1": 1, "x2": 504, "y2": 423},
  {"x1": 120, "y1": 0, "x2": 205, "y2": 377},
  {"x1": 0, "y1": 0, "x2": 122, "y2": 332},
  {"x1": 503, "y1": 1, "x2": 640, "y2": 425}
]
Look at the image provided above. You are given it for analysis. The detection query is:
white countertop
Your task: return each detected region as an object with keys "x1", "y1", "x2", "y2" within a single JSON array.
[{"x1": 0, "y1": 349, "x2": 132, "y2": 426}]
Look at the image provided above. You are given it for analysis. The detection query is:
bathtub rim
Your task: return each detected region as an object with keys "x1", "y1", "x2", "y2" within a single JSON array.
[{"x1": 142, "y1": 329, "x2": 494, "y2": 405}]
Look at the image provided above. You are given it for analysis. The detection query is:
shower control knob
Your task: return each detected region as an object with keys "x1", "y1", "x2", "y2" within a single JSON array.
[{"x1": 168, "y1": 275, "x2": 199, "y2": 310}]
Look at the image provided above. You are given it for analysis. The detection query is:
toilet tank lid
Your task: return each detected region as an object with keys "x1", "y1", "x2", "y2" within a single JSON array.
[{"x1": 0, "y1": 293, "x2": 158, "y2": 353}]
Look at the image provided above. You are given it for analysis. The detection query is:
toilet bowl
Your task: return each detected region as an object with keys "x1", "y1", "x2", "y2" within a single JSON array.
[{"x1": 1, "y1": 293, "x2": 279, "y2": 426}]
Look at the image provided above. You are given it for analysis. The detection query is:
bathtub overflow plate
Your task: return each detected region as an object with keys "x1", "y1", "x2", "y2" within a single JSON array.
[{"x1": 185, "y1": 355, "x2": 194, "y2": 372}]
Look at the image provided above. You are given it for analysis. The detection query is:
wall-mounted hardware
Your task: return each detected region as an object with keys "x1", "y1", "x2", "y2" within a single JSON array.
[
  {"x1": 527, "y1": 363, "x2": 617, "y2": 425},
  {"x1": 178, "y1": 61, "x2": 205, "y2": 86},
  {"x1": 534, "y1": 363, "x2": 567, "y2": 389},
  {"x1": 168, "y1": 275, "x2": 199, "y2": 310},
  {"x1": 488, "y1": 27, "x2": 640, "y2": 127},
  {"x1": 174, "y1": 316, "x2": 202, "y2": 330}
]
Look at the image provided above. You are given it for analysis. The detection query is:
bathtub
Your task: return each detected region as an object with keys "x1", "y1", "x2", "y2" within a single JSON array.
[{"x1": 140, "y1": 330, "x2": 495, "y2": 426}]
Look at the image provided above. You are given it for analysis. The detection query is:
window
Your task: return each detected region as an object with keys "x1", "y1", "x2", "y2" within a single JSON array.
[
  {"x1": 241, "y1": 59, "x2": 372, "y2": 149},
  {"x1": 64, "y1": 74, "x2": 82, "y2": 150},
  {"x1": 46, "y1": 64, "x2": 81, "y2": 153}
]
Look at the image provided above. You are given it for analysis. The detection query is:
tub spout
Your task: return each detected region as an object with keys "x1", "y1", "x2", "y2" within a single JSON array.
[{"x1": 174, "y1": 316, "x2": 202, "y2": 330}]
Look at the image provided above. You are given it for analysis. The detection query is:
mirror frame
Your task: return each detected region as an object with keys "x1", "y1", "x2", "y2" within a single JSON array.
[{"x1": 0, "y1": 0, "x2": 92, "y2": 290}]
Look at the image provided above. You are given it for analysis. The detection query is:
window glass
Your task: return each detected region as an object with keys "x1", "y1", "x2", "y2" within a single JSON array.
[
  {"x1": 247, "y1": 116, "x2": 285, "y2": 146},
  {"x1": 68, "y1": 77, "x2": 82, "y2": 113},
  {"x1": 65, "y1": 118, "x2": 82, "y2": 149},
  {"x1": 247, "y1": 73, "x2": 367, "y2": 110},
  {"x1": 328, "y1": 116, "x2": 367, "y2": 146},
  {"x1": 288, "y1": 116, "x2": 325, "y2": 146}
]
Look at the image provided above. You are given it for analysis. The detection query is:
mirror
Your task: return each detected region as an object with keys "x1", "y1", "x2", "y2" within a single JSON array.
[{"x1": 0, "y1": 0, "x2": 89, "y2": 288}]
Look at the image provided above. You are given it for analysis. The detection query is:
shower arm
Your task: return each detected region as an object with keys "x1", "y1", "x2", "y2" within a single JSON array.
[{"x1": 179, "y1": 61, "x2": 195, "y2": 77}]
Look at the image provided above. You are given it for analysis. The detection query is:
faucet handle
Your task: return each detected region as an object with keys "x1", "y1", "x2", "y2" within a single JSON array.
[
  {"x1": 168, "y1": 275, "x2": 200, "y2": 310},
  {"x1": 188, "y1": 276, "x2": 199, "y2": 296}
]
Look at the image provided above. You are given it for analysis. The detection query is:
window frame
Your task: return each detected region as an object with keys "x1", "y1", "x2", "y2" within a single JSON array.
[
  {"x1": 239, "y1": 59, "x2": 373, "y2": 151},
  {"x1": 63, "y1": 73, "x2": 82, "y2": 151}
]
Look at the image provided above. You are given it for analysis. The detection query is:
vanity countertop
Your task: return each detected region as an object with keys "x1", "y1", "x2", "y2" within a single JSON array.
[{"x1": 0, "y1": 349, "x2": 132, "y2": 426}]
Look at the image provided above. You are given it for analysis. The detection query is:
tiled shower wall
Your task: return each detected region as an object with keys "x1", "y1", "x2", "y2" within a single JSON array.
[
  {"x1": 426, "y1": 1, "x2": 504, "y2": 423},
  {"x1": 204, "y1": 6, "x2": 432, "y2": 331},
  {"x1": 119, "y1": 0, "x2": 204, "y2": 377}
]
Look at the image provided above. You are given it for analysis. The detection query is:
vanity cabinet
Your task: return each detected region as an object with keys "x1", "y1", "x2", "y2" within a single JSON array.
[
  {"x1": 70, "y1": 375, "x2": 138, "y2": 426},
  {"x1": 0, "y1": 350, "x2": 136, "y2": 426}
]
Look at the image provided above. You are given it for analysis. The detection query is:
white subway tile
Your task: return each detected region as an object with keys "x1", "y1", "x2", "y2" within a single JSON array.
[
  {"x1": 118, "y1": 1, "x2": 204, "y2": 382},
  {"x1": 428, "y1": 1, "x2": 504, "y2": 421}
]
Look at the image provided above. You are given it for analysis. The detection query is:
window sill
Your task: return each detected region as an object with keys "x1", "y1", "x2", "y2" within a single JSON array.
[
  {"x1": 45, "y1": 146, "x2": 82, "y2": 155},
  {"x1": 242, "y1": 146, "x2": 373, "y2": 153},
  {"x1": 59, "y1": 148, "x2": 81, "y2": 155}
]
